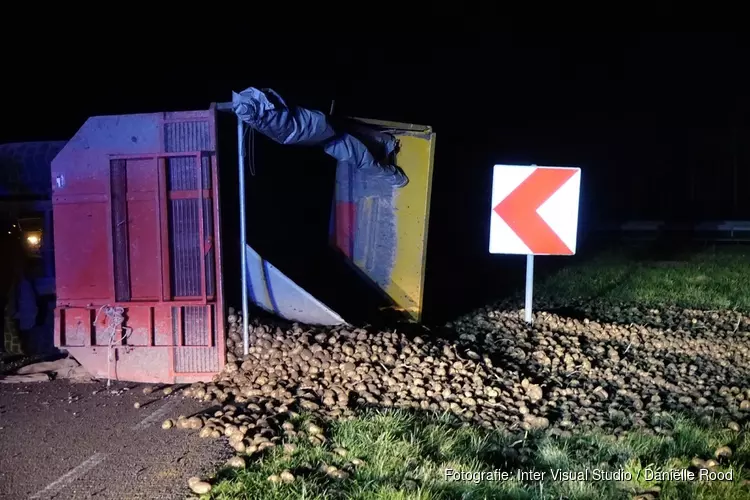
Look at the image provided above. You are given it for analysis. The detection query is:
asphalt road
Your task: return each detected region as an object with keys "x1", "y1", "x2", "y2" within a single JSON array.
[{"x1": 0, "y1": 379, "x2": 231, "y2": 499}]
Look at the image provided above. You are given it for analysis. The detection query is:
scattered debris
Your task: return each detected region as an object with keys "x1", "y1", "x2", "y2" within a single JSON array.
[
  {"x1": 164, "y1": 301, "x2": 750, "y2": 461},
  {"x1": 331, "y1": 469, "x2": 349, "y2": 480},
  {"x1": 187, "y1": 476, "x2": 211, "y2": 494},
  {"x1": 715, "y1": 446, "x2": 733, "y2": 460},
  {"x1": 279, "y1": 470, "x2": 295, "y2": 483},
  {"x1": 0, "y1": 353, "x2": 56, "y2": 377},
  {"x1": 450, "y1": 299, "x2": 750, "y2": 435},
  {"x1": 0, "y1": 373, "x2": 50, "y2": 384},
  {"x1": 225, "y1": 456, "x2": 246, "y2": 469},
  {"x1": 8, "y1": 356, "x2": 93, "y2": 382},
  {"x1": 161, "y1": 302, "x2": 750, "y2": 496}
]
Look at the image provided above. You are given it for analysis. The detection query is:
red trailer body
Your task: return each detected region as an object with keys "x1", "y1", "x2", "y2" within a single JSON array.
[{"x1": 51, "y1": 106, "x2": 225, "y2": 383}]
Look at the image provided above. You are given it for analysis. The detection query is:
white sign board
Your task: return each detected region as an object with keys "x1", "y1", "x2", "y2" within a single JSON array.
[{"x1": 489, "y1": 165, "x2": 581, "y2": 255}]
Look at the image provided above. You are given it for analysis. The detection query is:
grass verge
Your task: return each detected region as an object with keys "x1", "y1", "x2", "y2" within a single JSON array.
[
  {"x1": 536, "y1": 245, "x2": 750, "y2": 312},
  {"x1": 206, "y1": 410, "x2": 749, "y2": 500},
  {"x1": 205, "y1": 245, "x2": 750, "y2": 499}
]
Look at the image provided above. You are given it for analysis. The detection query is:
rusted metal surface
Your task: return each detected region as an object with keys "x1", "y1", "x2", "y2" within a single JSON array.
[{"x1": 51, "y1": 107, "x2": 225, "y2": 383}]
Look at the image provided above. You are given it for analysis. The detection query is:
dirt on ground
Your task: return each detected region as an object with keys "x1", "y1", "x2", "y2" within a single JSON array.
[
  {"x1": 3, "y1": 300, "x2": 750, "y2": 497},
  {"x1": 0, "y1": 353, "x2": 52, "y2": 377},
  {"x1": 0, "y1": 379, "x2": 231, "y2": 499},
  {"x1": 183, "y1": 302, "x2": 750, "y2": 446}
]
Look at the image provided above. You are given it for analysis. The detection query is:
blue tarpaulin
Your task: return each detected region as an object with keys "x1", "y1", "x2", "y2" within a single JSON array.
[{"x1": 231, "y1": 87, "x2": 405, "y2": 186}]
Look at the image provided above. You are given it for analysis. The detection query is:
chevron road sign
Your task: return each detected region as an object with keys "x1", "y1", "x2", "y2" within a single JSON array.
[{"x1": 489, "y1": 164, "x2": 582, "y2": 323}]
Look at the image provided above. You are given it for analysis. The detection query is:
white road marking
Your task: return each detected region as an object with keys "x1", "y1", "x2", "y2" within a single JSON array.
[
  {"x1": 29, "y1": 452, "x2": 108, "y2": 499},
  {"x1": 132, "y1": 399, "x2": 178, "y2": 430}
]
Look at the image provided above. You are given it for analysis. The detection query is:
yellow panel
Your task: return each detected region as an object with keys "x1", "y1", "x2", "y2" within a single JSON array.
[
  {"x1": 386, "y1": 133, "x2": 436, "y2": 321},
  {"x1": 332, "y1": 119, "x2": 436, "y2": 322}
]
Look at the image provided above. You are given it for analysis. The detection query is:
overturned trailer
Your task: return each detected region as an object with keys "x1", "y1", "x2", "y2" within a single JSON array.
[{"x1": 51, "y1": 89, "x2": 436, "y2": 384}]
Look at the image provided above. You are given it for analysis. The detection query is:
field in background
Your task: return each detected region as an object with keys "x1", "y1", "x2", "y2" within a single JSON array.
[
  {"x1": 537, "y1": 244, "x2": 750, "y2": 312},
  {"x1": 206, "y1": 244, "x2": 750, "y2": 500}
]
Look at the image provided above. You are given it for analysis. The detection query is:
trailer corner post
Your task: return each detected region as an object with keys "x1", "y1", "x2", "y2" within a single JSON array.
[
  {"x1": 237, "y1": 117, "x2": 250, "y2": 356},
  {"x1": 524, "y1": 254, "x2": 534, "y2": 324}
]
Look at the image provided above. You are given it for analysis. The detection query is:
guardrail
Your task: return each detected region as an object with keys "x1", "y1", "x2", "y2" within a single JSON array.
[{"x1": 595, "y1": 220, "x2": 750, "y2": 242}]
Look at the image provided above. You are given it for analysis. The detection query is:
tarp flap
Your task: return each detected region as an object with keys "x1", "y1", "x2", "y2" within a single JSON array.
[
  {"x1": 245, "y1": 244, "x2": 345, "y2": 326},
  {"x1": 232, "y1": 87, "x2": 335, "y2": 145},
  {"x1": 232, "y1": 87, "x2": 397, "y2": 177}
]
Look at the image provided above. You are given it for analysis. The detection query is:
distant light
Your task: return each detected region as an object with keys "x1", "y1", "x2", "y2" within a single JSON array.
[
  {"x1": 12, "y1": 224, "x2": 16, "y2": 228},
  {"x1": 26, "y1": 234, "x2": 40, "y2": 246},
  {"x1": 7, "y1": 231, "x2": 10, "y2": 235}
]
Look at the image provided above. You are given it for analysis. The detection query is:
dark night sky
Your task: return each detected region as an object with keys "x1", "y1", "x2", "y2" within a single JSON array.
[
  {"x1": 2, "y1": 32, "x2": 748, "y2": 321},
  {"x1": 4, "y1": 32, "x2": 749, "y2": 225},
  {"x1": 2, "y1": 36, "x2": 745, "y2": 134},
  {"x1": 4, "y1": 33, "x2": 748, "y2": 139},
  {"x1": 4, "y1": 32, "x2": 749, "y2": 241}
]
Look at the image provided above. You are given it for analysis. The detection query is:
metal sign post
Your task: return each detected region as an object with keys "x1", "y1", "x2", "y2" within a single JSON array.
[{"x1": 524, "y1": 254, "x2": 534, "y2": 324}]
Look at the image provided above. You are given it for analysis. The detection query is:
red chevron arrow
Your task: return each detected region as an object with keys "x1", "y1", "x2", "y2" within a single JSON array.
[{"x1": 493, "y1": 168, "x2": 577, "y2": 255}]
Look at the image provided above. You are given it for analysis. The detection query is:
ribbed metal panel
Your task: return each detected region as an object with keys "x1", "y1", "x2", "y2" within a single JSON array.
[
  {"x1": 168, "y1": 154, "x2": 199, "y2": 298},
  {"x1": 171, "y1": 305, "x2": 217, "y2": 373},
  {"x1": 162, "y1": 118, "x2": 221, "y2": 375},
  {"x1": 182, "y1": 306, "x2": 207, "y2": 346},
  {"x1": 173, "y1": 347, "x2": 220, "y2": 373},
  {"x1": 168, "y1": 198, "x2": 201, "y2": 297},
  {"x1": 164, "y1": 121, "x2": 211, "y2": 153},
  {"x1": 164, "y1": 154, "x2": 216, "y2": 299},
  {"x1": 167, "y1": 156, "x2": 199, "y2": 191},
  {"x1": 110, "y1": 159, "x2": 131, "y2": 301}
]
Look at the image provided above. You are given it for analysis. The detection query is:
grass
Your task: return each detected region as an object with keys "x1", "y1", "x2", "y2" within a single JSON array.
[
  {"x1": 536, "y1": 245, "x2": 750, "y2": 312},
  {"x1": 206, "y1": 410, "x2": 750, "y2": 500},
  {"x1": 205, "y1": 244, "x2": 750, "y2": 499}
]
